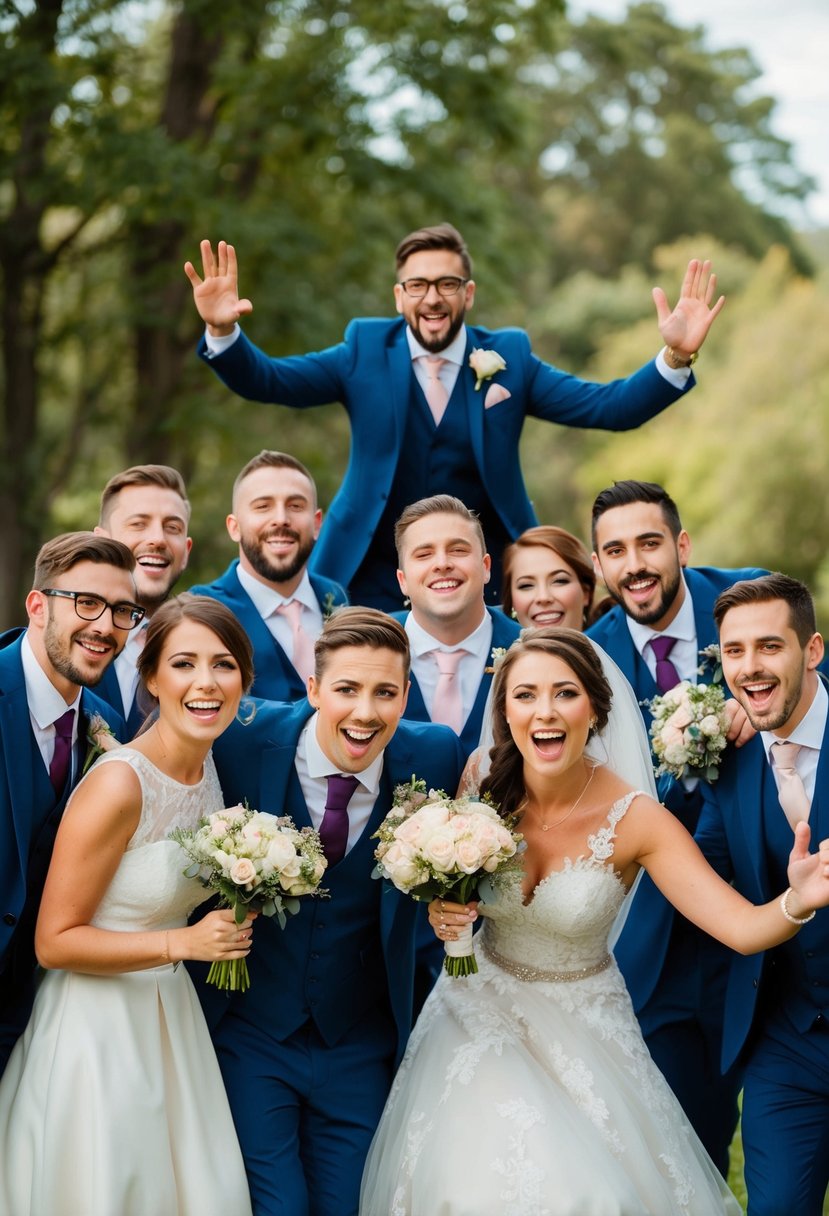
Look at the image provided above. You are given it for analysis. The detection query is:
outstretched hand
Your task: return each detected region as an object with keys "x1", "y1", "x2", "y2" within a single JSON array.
[
  {"x1": 652, "y1": 259, "x2": 725, "y2": 357},
  {"x1": 184, "y1": 239, "x2": 253, "y2": 336},
  {"x1": 787, "y1": 822, "x2": 829, "y2": 915}
]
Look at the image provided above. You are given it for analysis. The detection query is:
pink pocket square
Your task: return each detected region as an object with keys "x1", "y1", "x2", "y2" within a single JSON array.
[{"x1": 484, "y1": 384, "x2": 512, "y2": 409}]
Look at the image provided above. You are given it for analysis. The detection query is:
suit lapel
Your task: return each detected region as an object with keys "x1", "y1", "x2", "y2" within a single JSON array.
[
  {"x1": 227, "y1": 569, "x2": 301, "y2": 692},
  {"x1": 462, "y1": 332, "x2": 485, "y2": 475},
  {"x1": 735, "y1": 742, "x2": 772, "y2": 898},
  {"x1": 404, "y1": 670, "x2": 429, "y2": 723},
  {"x1": 0, "y1": 672, "x2": 38, "y2": 876},
  {"x1": 386, "y1": 330, "x2": 414, "y2": 460}
]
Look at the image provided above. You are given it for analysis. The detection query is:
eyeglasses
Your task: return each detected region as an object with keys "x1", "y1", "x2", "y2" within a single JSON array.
[
  {"x1": 41, "y1": 589, "x2": 146, "y2": 631},
  {"x1": 397, "y1": 276, "x2": 469, "y2": 299}
]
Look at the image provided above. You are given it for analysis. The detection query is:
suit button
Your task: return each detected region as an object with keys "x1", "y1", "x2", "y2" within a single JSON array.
[
  {"x1": 316, "y1": 923, "x2": 326, "y2": 931},
  {"x1": 752, "y1": 979, "x2": 759, "y2": 988},
  {"x1": 310, "y1": 952, "x2": 319, "y2": 960},
  {"x1": 2, "y1": 914, "x2": 16, "y2": 926},
  {"x1": 806, "y1": 951, "x2": 815, "y2": 958}
]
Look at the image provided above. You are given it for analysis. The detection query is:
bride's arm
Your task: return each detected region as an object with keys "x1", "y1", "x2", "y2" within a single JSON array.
[
  {"x1": 626, "y1": 795, "x2": 829, "y2": 955},
  {"x1": 35, "y1": 762, "x2": 253, "y2": 975}
]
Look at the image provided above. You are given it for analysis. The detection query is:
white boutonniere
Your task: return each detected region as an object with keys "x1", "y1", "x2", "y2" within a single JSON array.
[
  {"x1": 82, "y1": 713, "x2": 120, "y2": 775},
  {"x1": 697, "y1": 643, "x2": 723, "y2": 684},
  {"x1": 469, "y1": 347, "x2": 507, "y2": 391},
  {"x1": 484, "y1": 646, "x2": 508, "y2": 675}
]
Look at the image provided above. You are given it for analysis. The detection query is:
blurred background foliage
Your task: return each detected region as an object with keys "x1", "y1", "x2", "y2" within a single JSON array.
[{"x1": 1, "y1": 0, "x2": 826, "y2": 628}]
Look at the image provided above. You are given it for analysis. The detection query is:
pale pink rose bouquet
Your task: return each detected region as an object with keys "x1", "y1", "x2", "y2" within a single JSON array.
[
  {"x1": 171, "y1": 806, "x2": 327, "y2": 992},
  {"x1": 649, "y1": 680, "x2": 729, "y2": 782},
  {"x1": 373, "y1": 779, "x2": 523, "y2": 977}
]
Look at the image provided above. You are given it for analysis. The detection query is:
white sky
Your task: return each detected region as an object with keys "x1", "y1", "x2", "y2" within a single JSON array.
[{"x1": 568, "y1": 0, "x2": 829, "y2": 227}]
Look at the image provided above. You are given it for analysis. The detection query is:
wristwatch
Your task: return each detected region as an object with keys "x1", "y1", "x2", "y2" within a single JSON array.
[{"x1": 664, "y1": 346, "x2": 698, "y2": 369}]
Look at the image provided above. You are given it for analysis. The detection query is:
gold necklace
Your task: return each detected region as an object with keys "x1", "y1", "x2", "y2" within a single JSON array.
[{"x1": 536, "y1": 762, "x2": 597, "y2": 832}]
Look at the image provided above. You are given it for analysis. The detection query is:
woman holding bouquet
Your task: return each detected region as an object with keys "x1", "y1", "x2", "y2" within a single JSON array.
[
  {"x1": 361, "y1": 628, "x2": 829, "y2": 1215},
  {"x1": 0, "y1": 596, "x2": 256, "y2": 1216}
]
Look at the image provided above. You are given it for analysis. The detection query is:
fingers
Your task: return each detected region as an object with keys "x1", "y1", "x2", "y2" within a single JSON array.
[
  {"x1": 183, "y1": 261, "x2": 203, "y2": 289},
  {"x1": 790, "y1": 819, "x2": 812, "y2": 862},
  {"x1": 428, "y1": 898, "x2": 477, "y2": 941},
  {"x1": 651, "y1": 285, "x2": 670, "y2": 326}
]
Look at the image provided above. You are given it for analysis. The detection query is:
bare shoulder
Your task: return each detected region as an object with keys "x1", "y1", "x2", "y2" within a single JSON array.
[{"x1": 62, "y1": 754, "x2": 143, "y2": 840}]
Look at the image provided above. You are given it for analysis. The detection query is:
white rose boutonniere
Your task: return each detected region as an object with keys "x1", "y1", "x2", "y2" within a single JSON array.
[
  {"x1": 469, "y1": 347, "x2": 507, "y2": 391},
  {"x1": 82, "y1": 713, "x2": 121, "y2": 775}
]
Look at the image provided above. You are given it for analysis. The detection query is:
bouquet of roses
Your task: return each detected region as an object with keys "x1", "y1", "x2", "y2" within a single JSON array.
[
  {"x1": 649, "y1": 680, "x2": 730, "y2": 783},
  {"x1": 171, "y1": 805, "x2": 328, "y2": 992},
  {"x1": 373, "y1": 778, "x2": 522, "y2": 977}
]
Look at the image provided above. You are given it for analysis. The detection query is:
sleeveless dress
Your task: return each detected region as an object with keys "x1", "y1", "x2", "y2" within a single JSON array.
[
  {"x1": 360, "y1": 791, "x2": 741, "y2": 1216},
  {"x1": 0, "y1": 749, "x2": 252, "y2": 1216}
]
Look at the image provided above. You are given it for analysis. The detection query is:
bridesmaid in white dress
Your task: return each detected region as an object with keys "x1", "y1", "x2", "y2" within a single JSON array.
[
  {"x1": 360, "y1": 628, "x2": 829, "y2": 1216},
  {"x1": 0, "y1": 595, "x2": 257, "y2": 1216}
]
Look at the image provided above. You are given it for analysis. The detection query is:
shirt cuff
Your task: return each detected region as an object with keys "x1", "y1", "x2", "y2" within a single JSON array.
[
  {"x1": 655, "y1": 348, "x2": 692, "y2": 388},
  {"x1": 203, "y1": 323, "x2": 241, "y2": 358}
]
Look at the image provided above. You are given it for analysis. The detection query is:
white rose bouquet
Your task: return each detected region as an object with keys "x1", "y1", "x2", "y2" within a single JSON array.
[
  {"x1": 373, "y1": 779, "x2": 523, "y2": 977},
  {"x1": 649, "y1": 680, "x2": 730, "y2": 783},
  {"x1": 170, "y1": 806, "x2": 328, "y2": 992}
]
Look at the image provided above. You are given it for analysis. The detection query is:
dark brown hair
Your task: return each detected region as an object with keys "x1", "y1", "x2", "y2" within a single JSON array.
[
  {"x1": 99, "y1": 465, "x2": 190, "y2": 525},
  {"x1": 231, "y1": 450, "x2": 317, "y2": 509},
  {"x1": 137, "y1": 594, "x2": 255, "y2": 694},
  {"x1": 33, "y1": 532, "x2": 136, "y2": 590},
  {"x1": 714, "y1": 573, "x2": 817, "y2": 647},
  {"x1": 395, "y1": 223, "x2": 472, "y2": 279},
  {"x1": 314, "y1": 606, "x2": 410, "y2": 680},
  {"x1": 591, "y1": 480, "x2": 682, "y2": 549},
  {"x1": 480, "y1": 628, "x2": 612, "y2": 818},
  {"x1": 394, "y1": 495, "x2": 485, "y2": 562},
  {"x1": 502, "y1": 526, "x2": 596, "y2": 626}
]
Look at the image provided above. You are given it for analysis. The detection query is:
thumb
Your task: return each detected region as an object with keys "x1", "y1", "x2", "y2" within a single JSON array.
[
  {"x1": 651, "y1": 286, "x2": 670, "y2": 326},
  {"x1": 790, "y1": 819, "x2": 812, "y2": 864}
]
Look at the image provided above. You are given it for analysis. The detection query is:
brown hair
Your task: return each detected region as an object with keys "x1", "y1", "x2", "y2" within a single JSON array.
[
  {"x1": 395, "y1": 223, "x2": 472, "y2": 279},
  {"x1": 137, "y1": 594, "x2": 255, "y2": 694},
  {"x1": 714, "y1": 573, "x2": 817, "y2": 647},
  {"x1": 394, "y1": 495, "x2": 485, "y2": 562},
  {"x1": 231, "y1": 450, "x2": 317, "y2": 509},
  {"x1": 591, "y1": 480, "x2": 682, "y2": 549},
  {"x1": 314, "y1": 606, "x2": 410, "y2": 680},
  {"x1": 502, "y1": 526, "x2": 596, "y2": 626},
  {"x1": 33, "y1": 532, "x2": 136, "y2": 590},
  {"x1": 99, "y1": 465, "x2": 190, "y2": 525},
  {"x1": 480, "y1": 628, "x2": 612, "y2": 818}
]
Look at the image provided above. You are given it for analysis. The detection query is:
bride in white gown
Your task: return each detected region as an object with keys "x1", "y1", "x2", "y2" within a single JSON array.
[
  {"x1": 0, "y1": 596, "x2": 257, "y2": 1216},
  {"x1": 360, "y1": 628, "x2": 829, "y2": 1216}
]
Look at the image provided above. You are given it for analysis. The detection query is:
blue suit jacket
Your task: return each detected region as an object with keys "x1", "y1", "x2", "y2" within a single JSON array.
[
  {"x1": 188, "y1": 561, "x2": 347, "y2": 701},
  {"x1": 696, "y1": 722, "x2": 829, "y2": 1070},
  {"x1": 94, "y1": 664, "x2": 150, "y2": 739},
  {"x1": 0, "y1": 633, "x2": 126, "y2": 971},
  {"x1": 199, "y1": 319, "x2": 691, "y2": 589},
  {"x1": 210, "y1": 699, "x2": 464, "y2": 1064},
  {"x1": 393, "y1": 606, "x2": 520, "y2": 758},
  {"x1": 587, "y1": 566, "x2": 765, "y2": 1008}
]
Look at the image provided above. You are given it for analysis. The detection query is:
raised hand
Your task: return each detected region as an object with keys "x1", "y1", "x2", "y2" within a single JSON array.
[
  {"x1": 184, "y1": 239, "x2": 253, "y2": 336},
  {"x1": 786, "y1": 821, "x2": 829, "y2": 915},
  {"x1": 652, "y1": 259, "x2": 725, "y2": 357}
]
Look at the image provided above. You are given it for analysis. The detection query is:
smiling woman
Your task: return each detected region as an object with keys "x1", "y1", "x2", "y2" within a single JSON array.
[{"x1": 0, "y1": 595, "x2": 257, "y2": 1216}]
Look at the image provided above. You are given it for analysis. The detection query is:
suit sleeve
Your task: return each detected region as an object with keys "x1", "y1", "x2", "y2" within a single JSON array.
[
  {"x1": 197, "y1": 328, "x2": 352, "y2": 409},
  {"x1": 694, "y1": 779, "x2": 735, "y2": 882}
]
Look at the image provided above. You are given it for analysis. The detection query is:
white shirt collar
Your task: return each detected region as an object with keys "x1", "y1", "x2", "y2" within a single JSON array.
[
  {"x1": 761, "y1": 677, "x2": 828, "y2": 762},
  {"x1": 20, "y1": 631, "x2": 83, "y2": 730},
  {"x1": 302, "y1": 710, "x2": 384, "y2": 795},
  {"x1": 405, "y1": 323, "x2": 468, "y2": 370},
  {"x1": 404, "y1": 607, "x2": 491, "y2": 662},
  {"x1": 236, "y1": 563, "x2": 318, "y2": 621},
  {"x1": 626, "y1": 574, "x2": 696, "y2": 657}
]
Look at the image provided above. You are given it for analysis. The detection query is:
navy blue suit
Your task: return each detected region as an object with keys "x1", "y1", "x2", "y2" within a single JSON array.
[
  {"x1": 0, "y1": 633, "x2": 125, "y2": 1073},
  {"x1": 206, "y1": 700, "x2": 463, "y2": 1216},
  {"x1": 95, "y1": 662, "x2": 152, "y2": 739},
  {"x1": 394, "y1": 606, "x2": 521, "y2": 759},
  {"x1": 697, "y1": 725, "x2": 829, "y2": 1216},
  {"x1": 199, "y1": 321, "x2": 690, "y2": 607},
  {"x1": 188, "y1": 561, "x2": 347, "y2": 701},
  {"x1": 587, "y1": 566, "x2": 764, "y2": 1171}
]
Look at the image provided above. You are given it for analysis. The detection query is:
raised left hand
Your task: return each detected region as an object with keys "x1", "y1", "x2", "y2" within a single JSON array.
[
  {"x1": 652, "y1": 259, "x2": 725, "y2": 357},
  {"x1": 786, "y1": 822, "x2": 829, "y2": 916}
]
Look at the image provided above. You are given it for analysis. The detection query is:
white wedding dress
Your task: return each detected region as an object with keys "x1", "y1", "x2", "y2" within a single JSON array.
[
  {"x1": 0, "y1": 749, "x2": 252, "y2": 1216},
  {"x1": 360, "y1": 791, "x2": 741, "y2": 1216}
]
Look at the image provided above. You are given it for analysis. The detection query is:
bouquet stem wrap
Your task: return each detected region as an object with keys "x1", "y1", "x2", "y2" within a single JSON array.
[{"x1": 443, "y1": 921, "x2": 476, "y2": 977}]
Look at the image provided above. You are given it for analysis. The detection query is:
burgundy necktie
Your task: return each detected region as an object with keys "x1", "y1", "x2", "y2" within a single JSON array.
[
  {"x1": 650, "y1": 635, "x2": 681, "y2": 694},
  {"x1": 49, "y1": 707, "x2": 76, "y2": 795},
  {"x1": 320, "y1": 773, "x2": 360, "y2": 865},
  {"x1": 419, "y1": 356, "x2": 450, "y2": 426}
]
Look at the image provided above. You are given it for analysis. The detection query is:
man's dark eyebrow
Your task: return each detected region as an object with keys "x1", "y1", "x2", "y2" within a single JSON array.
[{"x1": 600, "y1": 530, "x2": 664, "y2": 553}]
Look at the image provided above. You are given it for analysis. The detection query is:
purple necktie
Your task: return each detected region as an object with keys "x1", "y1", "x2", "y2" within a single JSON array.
[
  {"x1": 320, "y1": 773, "x2": 360, "y2": 865},
  {"x1": 650, "y1": 635, "x2": 681, "y2": 694},
  {"x1": 49, "y1": 707, "x2": 76, "y2": 795}
]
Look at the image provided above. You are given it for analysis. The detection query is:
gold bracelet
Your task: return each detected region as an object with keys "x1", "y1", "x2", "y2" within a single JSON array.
[
  {"x1": 780, "y1": 887, "x2": 816, "y2": 926},
  {"x1": 664, "y1": 345, "x2": 698, "y2": 369}
]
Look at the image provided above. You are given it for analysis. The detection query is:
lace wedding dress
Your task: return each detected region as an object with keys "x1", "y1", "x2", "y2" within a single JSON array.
[
  {"x1": 0, "y1": 749, "x2": 252, "y2": 1216},
  {"x1": 360, "y1": 791, "x2": 740, "y2": 1216}
]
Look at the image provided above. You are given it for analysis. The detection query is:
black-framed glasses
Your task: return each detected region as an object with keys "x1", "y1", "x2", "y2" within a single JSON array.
[
  {"x1": 41, "y1": 589, "x2": 146, "y2": 631},
  {"x1": 397, "y1": 276, "x2": 469, "y2": 299}
]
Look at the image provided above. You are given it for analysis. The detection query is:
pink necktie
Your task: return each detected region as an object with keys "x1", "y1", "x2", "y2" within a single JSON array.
[
  {"x1": 49, "y1": 707, "x2": 76, "y2": 795},
  {"x1": 420, "y1": 356, "x2": 449, "y2": 426},
  {"x1": 276, "y1": 600, "x2": 315, "y2": 684},
  {"x1": 772, "y1": 741, "x2": 811, "y2": 831},
  {"x1": 430, "y1": 650, "x2": 467, "y2": 733},
  {"x1": 650, "y1": 635, "x2": 681, "y2": 694}
]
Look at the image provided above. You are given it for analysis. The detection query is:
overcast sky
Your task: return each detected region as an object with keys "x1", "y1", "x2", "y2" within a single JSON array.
[{"x1": 568, "y1": 0, "x2": 829, "y2": 228}]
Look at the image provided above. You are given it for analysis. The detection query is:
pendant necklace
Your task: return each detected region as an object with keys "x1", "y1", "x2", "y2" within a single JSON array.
[{"x1": 538, "y1": 762, "x2": 596, "y2": 832}]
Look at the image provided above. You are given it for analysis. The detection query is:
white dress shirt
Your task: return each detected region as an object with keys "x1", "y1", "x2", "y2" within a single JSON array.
[
  {"x1": 405, "y1": 325, "x2": 467, "y2": 399},
  {"x1": 626, "y1": 576, "x2": 700, "y2": 684},
  {"x1": 113, "y1": 618, "x2": 149, "y2": 716},
  {"x1": 21, "y1": 633, "x2": 82, "y2": 777},
  {"x1": 236, "y1": 565, "x2": 324, "y2": 660},
  {"x1": 762, "y1": 677, "x2": 827, "y2": 806},
  {"x1": 404, "y1": 610, "x2": 493, "y2": 728},
  {"x1": 295, "y1": 713, "x2": 385, "y2": 856}
]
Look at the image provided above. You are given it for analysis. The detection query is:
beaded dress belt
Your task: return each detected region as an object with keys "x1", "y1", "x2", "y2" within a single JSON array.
[{"x1": 482, "y1": 936, "x2": 611, "y2": 983}]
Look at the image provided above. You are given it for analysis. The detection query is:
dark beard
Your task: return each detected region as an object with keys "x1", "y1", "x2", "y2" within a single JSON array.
[
  {"x1": 411, "y1": 309, "x2": 465, "y2": 353},
  {"x1": 240, "y1": 531, "x2": 315, "y2": 586},
  {"x1": 614, "y1": 567, "x2": 682, "y2": 627}
]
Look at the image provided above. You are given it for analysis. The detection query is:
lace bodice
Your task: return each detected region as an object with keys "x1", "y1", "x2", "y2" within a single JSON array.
[
  {"x1": 82, "y1": 748, "x2": 225, "y2": 932},
  {"x1": 482, "y1": 791, "x2": 641, "y2": 974}
]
